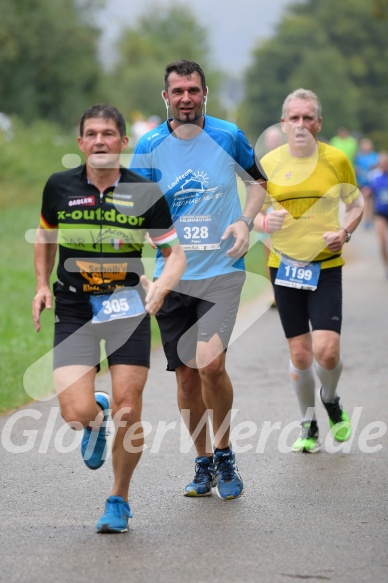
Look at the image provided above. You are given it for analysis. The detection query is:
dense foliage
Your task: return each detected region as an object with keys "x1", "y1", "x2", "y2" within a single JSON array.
[
  {"x1": 0, "y1": 0, "x2": 105, "y2": 127},
  {"x1": 239, "y1": 0, "x2": 388, "y2": 146},
  {"x1": 105, "y1": 3, "x2": 226, "y2": 122},
  {"x1": 0, "y1": 1, "x2": 223, "y2": 131}
]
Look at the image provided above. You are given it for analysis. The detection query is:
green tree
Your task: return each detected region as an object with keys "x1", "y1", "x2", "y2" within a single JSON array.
[
  {"x1": 240, "y1": 0, "x2": 388, "y2": 143},
  {"x1": 105, "y1": 2, "x2": 226, "y2": 127},
  {"x1": 0, "y1": 0, "x2": 104, "y2": 128}
]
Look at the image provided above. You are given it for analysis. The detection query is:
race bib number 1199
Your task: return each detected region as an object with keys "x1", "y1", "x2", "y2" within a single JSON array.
[{"x1": 275, "y1": 260, "x2": 321, "y2": 291}]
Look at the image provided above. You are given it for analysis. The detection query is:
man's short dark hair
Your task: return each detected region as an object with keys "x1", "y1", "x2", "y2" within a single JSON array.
[
  {"x1": 79, "y1": 104, "x2": 127, "y2": 138},
  {"x1": 164, "y1": 60, "x2": 206, "y2": 91}
]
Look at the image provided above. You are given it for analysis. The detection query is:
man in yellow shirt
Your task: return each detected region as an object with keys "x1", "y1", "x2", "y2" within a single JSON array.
[{"x1": 254, "y1": 89, "x2": 364, "y2": 453}]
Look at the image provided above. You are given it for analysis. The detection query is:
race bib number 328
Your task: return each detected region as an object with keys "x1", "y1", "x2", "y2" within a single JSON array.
[{"x1": 174, "y1": 214, "x2": 220, "y2": 251}]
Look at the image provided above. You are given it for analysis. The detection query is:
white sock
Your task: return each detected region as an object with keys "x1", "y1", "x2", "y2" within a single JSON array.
[
  {"x1": 315, "y1": 359, "x2": 343, "y2": 403},
  {"x1": 289, "y1": 362, "x2": 316, "y2": 422}
]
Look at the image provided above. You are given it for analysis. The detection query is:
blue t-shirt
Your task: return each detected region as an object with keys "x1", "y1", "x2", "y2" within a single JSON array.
[
  {"x1": 355, "y1": 151, "x2": 379, "y2": 187},
  {"x1": 130, "y1": 116, "x2": 256, "y2": 280},
  {"x1": 369, "y1": 171, "x2": 388, "y2": 216}
]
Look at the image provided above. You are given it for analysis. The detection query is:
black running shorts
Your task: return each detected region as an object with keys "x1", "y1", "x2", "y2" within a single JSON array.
[
  {"x1": 269, "y1": 266, "x2": 342, "y2": 339},
  {"x1": 155, "y1": 272, "x2": 246, "y2": 371},
  {"x1": 53, "y1": 283, "x2": 150, "y2": 370}
]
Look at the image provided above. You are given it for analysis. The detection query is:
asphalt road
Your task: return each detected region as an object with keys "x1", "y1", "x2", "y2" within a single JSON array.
[{"x1": 1, "y1": 227, "x2": 387, "y2": 583}]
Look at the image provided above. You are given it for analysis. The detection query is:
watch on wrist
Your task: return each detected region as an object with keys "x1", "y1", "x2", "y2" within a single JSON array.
[
  {"x1": 237, "y1": 215, "x2": 254, "y2": 232},
  {"x1": 344, "y1": 229, "x2": 352, "y2": 243}
]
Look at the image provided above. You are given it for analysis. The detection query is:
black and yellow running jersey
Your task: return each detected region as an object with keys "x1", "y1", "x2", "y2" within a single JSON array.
[{"x1": 40, "y1": 165, "x2": 178, "y2": 293}]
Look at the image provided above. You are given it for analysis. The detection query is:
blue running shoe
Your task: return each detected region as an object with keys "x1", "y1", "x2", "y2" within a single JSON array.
[
  {"x1": 81, "y1": 391, "x2": 110, "y2": 470},
  {"x1": 96, "y1": 496, "x2": 132, "y2": 533},
  {"x1": 184, "y1": 456, "x2": 216, "y2": 497},
  {"x1": 214, "y1": 449, "x2": 244, "y2": 500}
]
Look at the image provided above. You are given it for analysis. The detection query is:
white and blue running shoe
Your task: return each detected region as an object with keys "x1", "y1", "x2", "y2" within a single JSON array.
[{"x1": 81, "y1": 391, "x2": 110, "y2": 470}]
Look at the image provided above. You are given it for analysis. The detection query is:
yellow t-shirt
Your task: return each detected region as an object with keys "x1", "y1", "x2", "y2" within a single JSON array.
[{"x1": 261, "y1": 141, "x2": 358, "y2": 269}]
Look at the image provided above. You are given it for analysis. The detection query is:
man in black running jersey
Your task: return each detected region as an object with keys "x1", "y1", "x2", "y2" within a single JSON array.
[{"x1": 32, "y1": 104, "x2": 186, "y2": 533}]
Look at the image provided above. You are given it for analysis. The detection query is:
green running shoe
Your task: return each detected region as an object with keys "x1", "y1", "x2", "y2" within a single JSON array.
[
  {"x1": 292, "y1": 420, "x2": 320, "y2": 453},
  {"x1": 320, "y1": 388, "x2": 352, "y2": 442}
]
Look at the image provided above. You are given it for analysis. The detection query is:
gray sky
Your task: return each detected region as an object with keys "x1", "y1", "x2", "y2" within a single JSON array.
[{"x1": 98, "y1": 0, "x2": 295, "y2": 71}]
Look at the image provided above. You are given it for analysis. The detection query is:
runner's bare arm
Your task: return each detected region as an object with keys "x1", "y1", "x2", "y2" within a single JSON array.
[
  {"x1": 323, "y1": 192, "x2": 364, "y2": 251},
  {"x1": 32, "y1": 226, "x2": 58, "y2": 332},
  {"x1": 140, "y1": 242, "x2": 186, "y2": 315},
  {"x1": 223, "y1": 180, "x2": 267, "y2": 258}
]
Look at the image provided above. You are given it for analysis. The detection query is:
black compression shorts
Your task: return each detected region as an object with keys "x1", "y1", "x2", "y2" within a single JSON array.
[
  {"x1": 53, "y1": 283, "x2": 150, "y2": 370},
  {"x1": 269, "y1": 266, "x2": 342, "y2": 339},
  {"x1": 375, "y1": 213, "x2": 388, "y2": 222},
  {"x1": 155, "y1": 272, "x2": 246, "y2": 371}
]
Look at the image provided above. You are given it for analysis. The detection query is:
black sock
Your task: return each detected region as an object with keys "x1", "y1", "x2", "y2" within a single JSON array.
[{"x1": 214, "y1": 446, "x2": 231, "y2": 454}]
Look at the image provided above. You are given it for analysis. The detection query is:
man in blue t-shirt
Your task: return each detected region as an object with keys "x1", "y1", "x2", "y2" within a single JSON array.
[
  {"x1": 355, "y1": 138, "x2": 379, "y2": 229},
  {"x1": 366, "y1": 151, "x2": 388, "y2": 278},
  {"x1": 130, "y1": 60, "x2": 267, "y2": 500}
]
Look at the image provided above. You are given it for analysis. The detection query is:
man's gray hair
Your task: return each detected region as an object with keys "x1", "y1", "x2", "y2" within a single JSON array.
[{"x1": 282, "y1": 88, "x2": 322, "y2": 120}]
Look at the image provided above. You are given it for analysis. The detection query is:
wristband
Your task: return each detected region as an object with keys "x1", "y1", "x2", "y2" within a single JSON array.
[{"x1": 261, "y1": 214, "x2": 270, "y2": 233}]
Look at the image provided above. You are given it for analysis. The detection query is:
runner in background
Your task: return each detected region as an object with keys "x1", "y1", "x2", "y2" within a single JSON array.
[
  {"x1": 355, "y1": 138, "x2": 379, "y2": 230},
  {"x1": 254, "y1": 89, "x2": 363, "y2": 453},
  {"x1": 365, "y1": 151, "x2": 388, "y2": 279}
]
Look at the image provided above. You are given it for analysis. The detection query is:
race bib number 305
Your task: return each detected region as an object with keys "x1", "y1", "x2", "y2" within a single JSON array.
[
  {"x1": 275, "y1": 260, "x2": 321, "y2": 291},
  {"x1": 89, "y1": 289, "x2": 145, "y2": 324}
]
